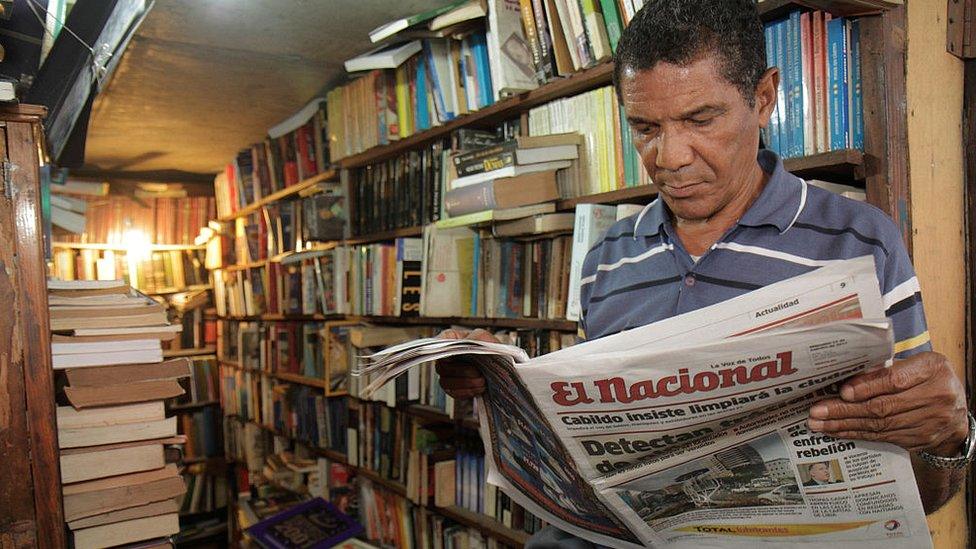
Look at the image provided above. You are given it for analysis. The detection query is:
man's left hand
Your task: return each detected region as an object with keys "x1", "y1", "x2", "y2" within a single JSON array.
[{"x1": 807, "y1": 352, "x2": 969, "y2": 456}]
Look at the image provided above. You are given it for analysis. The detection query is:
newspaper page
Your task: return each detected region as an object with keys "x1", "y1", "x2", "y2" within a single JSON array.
[{"x1": 358, "y1": 256, "x2": 932, "y2": 548}]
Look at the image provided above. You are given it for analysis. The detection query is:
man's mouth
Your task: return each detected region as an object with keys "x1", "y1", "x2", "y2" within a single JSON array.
[{"x1": 661, "y1": 181, "x2": 703, "y2": 199}]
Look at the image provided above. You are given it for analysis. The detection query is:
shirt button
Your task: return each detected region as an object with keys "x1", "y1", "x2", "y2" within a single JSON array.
[{"x1": 684, "y1": 274, "x2": 696, "y2": 287}]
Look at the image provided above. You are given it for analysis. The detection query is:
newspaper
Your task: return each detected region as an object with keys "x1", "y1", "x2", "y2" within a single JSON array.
[{"x1": 356, "y1": 256, "x2": 932, "y2": 548}]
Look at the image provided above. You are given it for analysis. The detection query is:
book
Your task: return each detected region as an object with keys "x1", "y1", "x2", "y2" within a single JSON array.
[
  {"x1": 57, "y1": 402, "x2": 165, "y2": 428},
  {"x1": 452, "y1": 132, "x2": 581, "y2": 176},
  {"x1": 493, "y1": 212, "x2": 576, "y2": 236},
  {"x1": 71, "y1": 513, "x2": 179, "y2": 549},
  {"x1": 64, "y1": 357, "x2": 191, "y2": 386},
  {"x1": 52, "y1": 337, "x2": 160, "y2": 355},
  {"x1": 60, "y1": 442, "x2": 165, "y2": 483},
  {"x1": 344, "y1": 40, "x2": 423, "y2": 72},
  {"x1": 487, "y1": 0, "x2": 540, "y2": 98},
  {"x1": 62, "y1": 464, "x2": 185, "y2": 522},
  {"x1": 50, "y1": 311, "x2": 169, "y2": 332},
  {"x1": 565, "y1": 203, "x2": 617, "y2": 321},
  {"x1": 827, "y1": 16, "x2": 850, "y2": 150},
  {"x1": 435, "y1": 202, "x2": 557, "y2": 229},
  {"x1": 58, "y1": 416, "x2": 177, "y2": 449},
  {"x1": 64, "y1": 379, "x2": 186, "y2": 409},
  {"x1": 52, "y1": 348, "x2": 164, "y2": 370},
  {"x1": 450, "y1": 159, "x2": 571, "y2": 188},
  {"x1": 246, "y1": 498, "x2": 364, "y2": 548},
  {"x1": 429, "y1": 0, "x2": 488, "y2": 30},
  {"x1": 369, "y1": 0, "x2": 468, "y2": 43},
  {"x1": 444, "y1": 169, "x2": 560, "y2": 217},
  {"x1": 67, "y1": 499, "x2": 179, "y2": 530}
]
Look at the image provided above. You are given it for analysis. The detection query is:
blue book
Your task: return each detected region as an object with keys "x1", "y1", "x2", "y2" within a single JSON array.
[
  {"x1": 763, "y1": 24, "x2": 781, "y2": 155},
  {"x1": 423, "y1": 39, "x2": 453, "y2": 122},
  {"x1": 618, "y1": 106, "x2": 636, "y2": 185},
  {"x1": 470, "y1": 32, "x2": 493, "y2": 108},
  {"x1": 787, "y1": 11, "x2": 804, "y2": 158},
  {"x1": 415, "y1": 55, "x2": 431, "y2": 131},
  {"x1": 827, "y1": 17, "x2": 850, "y2": 150},
  {"x1": 849, "y1": 19, "x2": 864, "y2": 150},
  {"x1": 773, "y1": 20, "x2": 789, "y2": 157}
]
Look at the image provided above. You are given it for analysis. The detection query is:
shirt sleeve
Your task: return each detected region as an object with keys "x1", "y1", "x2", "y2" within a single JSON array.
[{"x1": 878, "y1": 230, "x2": 932, "y2": 359}]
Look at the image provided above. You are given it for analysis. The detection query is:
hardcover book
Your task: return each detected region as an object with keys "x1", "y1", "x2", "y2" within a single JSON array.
[{"x1": 246, "y1": 497, "x2": 364, "y2": 549}]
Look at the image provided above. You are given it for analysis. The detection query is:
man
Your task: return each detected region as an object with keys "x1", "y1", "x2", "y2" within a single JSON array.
[
  {"x1": 437, "y1": 0, "x2": 973, "y2": 545},
  {"x1": 802, "y1": 462, "x2": 837, "y2": 487}
]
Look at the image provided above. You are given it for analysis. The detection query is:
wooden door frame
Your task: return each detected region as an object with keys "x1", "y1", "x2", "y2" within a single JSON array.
[{"x1": 964, "y1": 57, "x2": 976, "y2": 549}]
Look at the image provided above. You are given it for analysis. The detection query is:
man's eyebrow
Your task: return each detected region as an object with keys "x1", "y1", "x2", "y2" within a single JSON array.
[{"x1": 680, "y1": 105, "x2": 726, "y2": 118}]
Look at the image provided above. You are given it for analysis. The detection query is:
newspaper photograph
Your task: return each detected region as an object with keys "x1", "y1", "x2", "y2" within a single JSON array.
[{"x1": 355, "y1": 256, "x2": 933, "y2": 548}]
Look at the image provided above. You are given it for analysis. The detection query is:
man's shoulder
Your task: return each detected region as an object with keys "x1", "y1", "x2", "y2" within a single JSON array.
[
  {"x1": 584, "y1": 214, "x2": 646, "y2": 260},
  {"x1": 796, "y1": 183, "x2": 905, "y2": 255}
]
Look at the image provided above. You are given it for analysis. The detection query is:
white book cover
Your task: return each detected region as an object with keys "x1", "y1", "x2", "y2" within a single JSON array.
[
  {"x1": 48, "y1": 279, "x2": 125, "y2": 290},
  {"x1": 344, "y1": 40, "x2": 422, "y2": 72},
  {"x1": 52, "y1": 348, "x2": 163, "y2": 369},
  {"x1": 486, "y1": 0, "x2": 539, "y2": 99},
  {"x1": 52, "y1": 338, "x2": 160, "y2": 355},
  {"x1": 450, "y1": 159, "x2": 571, "y2": 189},
  {"x1": 565, "y1": 204, "x2": 617, "y2": 321}
]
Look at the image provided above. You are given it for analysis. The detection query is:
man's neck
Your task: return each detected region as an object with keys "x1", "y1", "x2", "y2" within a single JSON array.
[{"x1": 673, "y1": 163, "x2": 768, "y2": 257}]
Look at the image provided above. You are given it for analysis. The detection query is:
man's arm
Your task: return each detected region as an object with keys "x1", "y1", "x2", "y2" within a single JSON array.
[
  {"x1": 807, "y1": 352, "x2": 970, "y2": 513},
  {"x1": 434, "y1": 328, "x2": 496, "y2": 399}
]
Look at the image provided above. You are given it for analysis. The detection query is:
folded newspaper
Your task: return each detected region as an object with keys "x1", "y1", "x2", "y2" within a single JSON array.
[{"x1": 355, "y1": 256, "x2": 932, "y2": 548}]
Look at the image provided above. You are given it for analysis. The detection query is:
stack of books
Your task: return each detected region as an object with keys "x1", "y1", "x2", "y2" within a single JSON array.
[
  {"x1": 49, "y1": 279, "x2": 193, "y2": 548},
  {"x1": 442, "y1": 132, "x2": 582, "y2": 222}
]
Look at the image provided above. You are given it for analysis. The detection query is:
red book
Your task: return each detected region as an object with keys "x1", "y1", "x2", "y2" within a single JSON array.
[{"x1": 813, "y1": 11, "x2": 830, "y2": 153}]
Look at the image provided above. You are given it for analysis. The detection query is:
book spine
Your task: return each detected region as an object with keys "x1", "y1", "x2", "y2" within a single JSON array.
[
  {"x1": 598, "y1": 0, "x2": 623, "y2": 51},
  {"x1": 443, "y1": 182, "x2": 497, "y2": 217},
  {"x1": 580, "y1": 0, "x2": 611, "y2": 61},
  {"x1": 813, "y1": 11, "x2": 829, "y2": 154},
  {"x1": 763, "y1": 24, "x2": 780, "y2": 155},
  {"x1": 849, "y1": 19, "x2": 863, "y2": 150},
  {"x1": 774, "y1": 21, "x2": 788, "y2": 158},
  {"x1": 827, "y1": 17, "x2": 849, "y2": 150},
  {"x1": 800, "y1": 12, "x2": 815, "y2": 157},
  {"x1": 519, "y1": 0, "x2": 546, "y2": 84},
  {"x1": 787, "y1": 11, "x2": 803, "y2": 158},
  {"x1": 531, "y1": 0, "x2": 555, "y2": 80}
]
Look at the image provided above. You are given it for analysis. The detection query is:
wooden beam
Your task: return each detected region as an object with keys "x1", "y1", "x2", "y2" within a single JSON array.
[
  {"x1": 963, "y1": 57, "x2": 976, "y2": 549},
  {"x1": 69, "y1": 168, "x2": 216, "y2": 185}
]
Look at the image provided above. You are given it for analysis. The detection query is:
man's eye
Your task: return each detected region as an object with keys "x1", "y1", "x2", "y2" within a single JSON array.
[
  {"x1": 690, "y1": 118, "x2": 713, "y2": 127},
  {"x1": 636, "y1": 126, "x2": 659, "y2": 136}
]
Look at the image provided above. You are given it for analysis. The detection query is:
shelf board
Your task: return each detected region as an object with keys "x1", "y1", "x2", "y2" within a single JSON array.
[
  {"x1": 162, "y1": 346, "x2": 216, "y2": 358},
  {"x1": 217, "y1": 170, "x2": 338, "y2": 223},
  {"x1": 52, "y1": 242, "x2": 205, "y2": 252},
  {"x1": 756, "y1": 0, "x2": 888, "y2": 21},
  {"x1": 168, "y1": 399, "x2": 220, "y2": 412},
  {"x1": 148, "y1": 284, "x2": 212, "y2": 296},
  {"x1": 216, "y1": 313, "x2": 577, "y2": 331},
  {"x1": 782, "y1": 148, "x2": 866, "y2": 181},
  {"x1": 437, "y1": 505, "x2": 531, "y2": 547},
  {"x1": 345, "y1": 226, "x2": 425, "y2": 245},
  {"x1": 237, "y1": 418, "x2": 525, "y2": 544},
  {"x1": 557, "y1": 185, "x2": 658, "y2": 211},
  {"x1": 338, "y1": 63, "x2": 615, "y2": 169},
  {"x1": 272, "y1": 371, "x2": 328, "y2": 389}
]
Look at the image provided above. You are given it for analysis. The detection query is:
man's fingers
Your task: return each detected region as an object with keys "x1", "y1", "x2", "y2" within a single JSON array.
[
  {"x1": 839, "y1": 357, "x2": 934, "y2": 402},
  {"x1": 437, "y1": 328, "x2": 470, "y2": 340},
  {"x1": 809, "y1": 395, "x2": 928, "y2": 421},
  {"x1": 466, "y1": 328, "x2": 499, "y2": 343}
]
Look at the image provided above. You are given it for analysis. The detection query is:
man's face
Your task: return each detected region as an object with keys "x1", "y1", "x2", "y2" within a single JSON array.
[
  {"x1": 809, "y1": 462, "x2": 830, "y2": 482},
  {"x1": 619, "y1": 53, "x2": 775, "y2": 222}
]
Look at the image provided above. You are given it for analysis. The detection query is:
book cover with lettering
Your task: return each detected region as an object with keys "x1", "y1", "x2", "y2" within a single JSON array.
[{"x1": 246, "y1": 497, "x2": 363, "y2": 549}]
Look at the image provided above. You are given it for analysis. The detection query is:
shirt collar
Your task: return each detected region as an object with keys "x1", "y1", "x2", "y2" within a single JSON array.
[{"x1": 634, "y1": 149, "x2": 805, "y2": 238}]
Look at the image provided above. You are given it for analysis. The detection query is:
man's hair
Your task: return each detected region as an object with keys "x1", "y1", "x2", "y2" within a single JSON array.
[
  {"x1": 807, "y1": 462, "x2": 828, "y2": 472},
  {"x1": 613, "y1": 0, "x2": 767, "y2": 105}
]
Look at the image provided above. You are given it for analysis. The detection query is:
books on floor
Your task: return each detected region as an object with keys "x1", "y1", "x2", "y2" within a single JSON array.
[{"x1": 48, "y1": 279, "x2": 187, "y2": 547}]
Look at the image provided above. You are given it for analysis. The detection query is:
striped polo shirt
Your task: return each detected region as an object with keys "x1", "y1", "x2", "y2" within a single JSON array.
[{"x1": 578, "y1": 150, "x2": 931, "y2": 359}]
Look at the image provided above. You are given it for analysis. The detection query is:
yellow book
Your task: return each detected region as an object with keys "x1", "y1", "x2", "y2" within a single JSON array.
[
  {"x1": 395, "y1": 64, "x2": 412, "y2": 138},
  {"x1": 593, "y1": 90, "x2": 610, "y2": 193}
]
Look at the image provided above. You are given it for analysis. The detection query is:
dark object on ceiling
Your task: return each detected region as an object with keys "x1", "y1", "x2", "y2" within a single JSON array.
[
  {"x1": 25, "y1": 0, "x2": 152, "y2": 164},
  {"x1": 0, "y1": 0, "x2": 44, "y2": 87}
]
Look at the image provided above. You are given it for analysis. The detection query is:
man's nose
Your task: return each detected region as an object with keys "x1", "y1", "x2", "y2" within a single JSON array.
[{"x1": 654, "y1": 129, "x2": 695, "y2": 172}]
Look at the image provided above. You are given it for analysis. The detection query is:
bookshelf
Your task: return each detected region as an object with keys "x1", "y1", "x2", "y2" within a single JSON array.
[
  {"x1": 52, "y1": 242, "x2": 206, "y2": 252},
  {"x1": 205, "y1": 1, "x2": 914, "y2": 547}
]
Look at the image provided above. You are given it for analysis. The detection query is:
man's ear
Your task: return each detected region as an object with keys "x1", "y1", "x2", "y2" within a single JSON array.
[{"x1": 755, "y1": 67, "x2": 779, "y2": 129}]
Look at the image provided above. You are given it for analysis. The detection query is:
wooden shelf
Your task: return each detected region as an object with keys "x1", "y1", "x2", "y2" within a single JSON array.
[
  {"x1": 217, "y1": 170, "x2": 338, "y2": 223},
  {"x1": 337, "y1": 63, "x2": 615, "y2": 169},
  {"x1": 345, "y1": 226, "x2": 425, "y2": 245},
  {"x1": 782, "y1": 148, "x2": 866, "y2": 181},
  {"x1": 216, "y1": 313, "x2": 577, "y2": 331},
  {"x1": 271, "y1": 371, "x2": 327, "y2": 389},
  {"x1": 239, "y1": 418, "x2": 526, "y2": 545},
  {"x1": 438, "y1": 505, "x2": 531, "y2": 547},
  {"x1": 557, "y1": 185, "x2": 658, "y2": 210},
  {"x1": 168, "y1": 399, "x2": 220, "y2": 412},
  {"x1": 52, "y1": 242, "x2": 205, "y2": 252},
  {"x1": 755, "y1": 0, "x2": 888, "y2": 21},
  {"x1": 162, "y1": 346, "x2": 216, "y2": 358},
  {"x1": 148, "y1": 284, "x2": 212, "y2": 296}
]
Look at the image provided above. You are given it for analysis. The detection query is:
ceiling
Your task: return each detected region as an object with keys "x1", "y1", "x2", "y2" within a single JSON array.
[{"x1": 82, "y1": 0, "x2": 455, "y2": 178}]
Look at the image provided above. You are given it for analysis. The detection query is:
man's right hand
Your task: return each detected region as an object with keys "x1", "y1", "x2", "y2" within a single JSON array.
[{"x1": 434, "y1": 328, "x2": 497, "y2": 399}]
